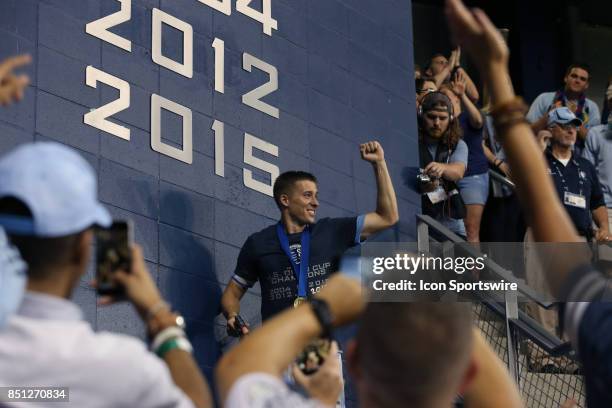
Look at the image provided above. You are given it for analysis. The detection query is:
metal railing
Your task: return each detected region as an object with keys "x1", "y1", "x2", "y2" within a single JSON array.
[
  {"x1": 489, "y1": 168, "x2": 516, "y2": 189},
  {"x1": 416, "y1": 214, "x2": 585, "y2": 408}
]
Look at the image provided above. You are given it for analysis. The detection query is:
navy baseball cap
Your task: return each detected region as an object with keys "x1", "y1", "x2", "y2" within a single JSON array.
[
  {"x1": 548, "y1": 107, "x2": 583, "y2": 127},
  {"x1": 0, "y1": 142, "x2": 111, "y2": 237}
]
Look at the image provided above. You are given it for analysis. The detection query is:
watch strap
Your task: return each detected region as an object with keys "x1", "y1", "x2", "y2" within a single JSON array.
[{"x1": 309, "y1": 298, "x2": 334, "y2": 339}]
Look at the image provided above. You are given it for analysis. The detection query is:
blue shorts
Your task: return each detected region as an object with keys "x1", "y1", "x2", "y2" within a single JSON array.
[
  {"x1": 458, "y1": 172, "x2": 489, "y2": 205},
  {"x1": 437, "y1": 216, "x2": 466, "y2": 238}
]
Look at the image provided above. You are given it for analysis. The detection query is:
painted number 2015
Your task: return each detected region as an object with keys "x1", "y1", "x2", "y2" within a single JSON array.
[{"x1": 84, "y1": 0, "x2": 281, "y2": 196}]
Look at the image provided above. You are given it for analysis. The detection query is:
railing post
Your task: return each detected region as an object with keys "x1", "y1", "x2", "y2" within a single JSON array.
[
  {"x1": 417, "y1": 217, "x2": 429, "y2": 254},
  {"x1": 505, "y1": 289, "x2": 520, "y2": 384}
]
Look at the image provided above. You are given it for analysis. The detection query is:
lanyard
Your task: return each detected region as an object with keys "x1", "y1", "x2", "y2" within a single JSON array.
[
  {"x1": 551, "y1": 157, "x2": 584, "y2": 196},
  {"x1": 276, "y1": 223, "x2": 310, "y2": 298}
]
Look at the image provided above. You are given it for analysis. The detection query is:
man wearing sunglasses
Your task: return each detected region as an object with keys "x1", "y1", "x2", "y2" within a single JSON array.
[{"x1": 415, "y1": 77, "x2": 437, "y2": 109}]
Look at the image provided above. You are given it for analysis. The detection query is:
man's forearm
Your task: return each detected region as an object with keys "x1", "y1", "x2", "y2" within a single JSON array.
[
  {"x1": 464, "y1": 73, "x2": 480, "y2": 102},
  {"x1": 463, "y1": 330, "x2": 523, "y2": 408},
  {"x1": 442, "y1": 162, "x2": 466, "y2": 181},
  {"x1": 165, "y1": 350, "x2": 213, "y2": 408},
  {"x1": 148, "y1": 309, "x2": 212, "y2": 408},
  {"x1": 221, "y1": 282, "x2": 245, "y2": 318},
  {"x1": 461, "y1": 93, "x2": 483, "y2": 128},
  {"x1": 373, "y1": 160, "x2": 399, "y2": 224},
  {"x1": 593, "y1": 206, "x2": 609, "y2": 232},
  {"x1": 433, "y1": 66, "x2": 451, "y2": 88},
  {"x1": 482, "y1": 143, "x2": 497, "y2": 163}
]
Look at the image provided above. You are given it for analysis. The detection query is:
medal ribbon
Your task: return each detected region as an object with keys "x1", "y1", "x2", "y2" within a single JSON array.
[{"x1": 276, "y1": 222, "x2": 310, "y2": 298}]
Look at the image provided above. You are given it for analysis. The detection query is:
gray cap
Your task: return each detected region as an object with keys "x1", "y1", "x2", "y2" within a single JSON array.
[{"x1": 0, "y1": 142, "x2": 111, "y2": 237}]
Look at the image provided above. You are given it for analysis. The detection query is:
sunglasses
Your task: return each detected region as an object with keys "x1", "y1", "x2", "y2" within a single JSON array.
[
  {"x1": 553, "y1": 123, "x2": 578, "y2": 131},
  {"x1": 417, "y1": 88, "x2": 436, "y2": 95}
]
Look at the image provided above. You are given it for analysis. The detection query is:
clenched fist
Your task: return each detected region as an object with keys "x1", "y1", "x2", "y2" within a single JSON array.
[{"x1": 360, "y1": 141, "x2": 385, "y2": 163}]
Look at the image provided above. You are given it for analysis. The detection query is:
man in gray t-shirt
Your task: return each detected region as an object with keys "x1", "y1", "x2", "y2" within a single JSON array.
[{"x1": 418, "y1": 91, "x2": 468, "y2": 237}]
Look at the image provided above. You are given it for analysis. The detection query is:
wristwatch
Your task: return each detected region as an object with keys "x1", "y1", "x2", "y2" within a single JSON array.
[
  {"x1": 309, "y1": 298, "x2": 334, "y2": 339},
  {"x1": 148, "y1": 310, "x2": 187, "y2": 337}
]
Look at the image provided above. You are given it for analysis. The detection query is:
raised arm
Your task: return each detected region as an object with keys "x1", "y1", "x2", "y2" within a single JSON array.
[
  {"x1": 360, "y1": 141, "x2": 399, "y2": 240},
  {"x1": 459, "y1": 68, "x2": 480, "y2": 102},
  {"x1": 432, "y1": 49, "x2": 457, "y2": 88},
  {"x1": 445, "y1": 0, "x2": 589, "y2": 297},
  {"x1": 215, "y1": 275, "x2": 364, "y2": 404},
  {"x1": 463, "y1": 330, "x2": 523, "y2": 408},
  {"x1": 452, "y1": 69, "x2": 483, "y2": 128}
]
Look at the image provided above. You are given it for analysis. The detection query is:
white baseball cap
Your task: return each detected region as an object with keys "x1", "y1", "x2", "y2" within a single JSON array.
[{"x1": 0, "y1": 142, "x2": 111, "y2": 237}]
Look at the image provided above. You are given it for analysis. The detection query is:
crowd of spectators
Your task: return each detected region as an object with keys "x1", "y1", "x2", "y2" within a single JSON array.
[
  {"x1": 2, "y1": 0, "x2": 612, "y2": 407},
  {"x1": 415, "y1": 12, "x2": 612, "y2": 374},
  {"x1": 416, "y1": 36, "x2": 612, "y2": 245}
]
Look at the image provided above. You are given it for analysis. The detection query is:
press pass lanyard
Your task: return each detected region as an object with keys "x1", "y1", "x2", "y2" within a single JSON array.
[
  {"x1": 552, "y1": 158, "x2": 584, "y2": 195},
  {"x1": 276, "y1": 223, "x2": 310, "y2": 298}
]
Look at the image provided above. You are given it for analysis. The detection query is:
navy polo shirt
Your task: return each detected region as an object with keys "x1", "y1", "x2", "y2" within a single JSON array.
[{"x1": 546, "y1": 151, "x2": 605, "y2": 236}]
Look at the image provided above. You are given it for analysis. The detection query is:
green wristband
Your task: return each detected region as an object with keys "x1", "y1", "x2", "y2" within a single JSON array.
[
  {"x1": 156, "y1": 338, "x2": 180, "y2": 359},
  {"x1": 156, "y1": 336, "x2": 193, "y2": 359}
]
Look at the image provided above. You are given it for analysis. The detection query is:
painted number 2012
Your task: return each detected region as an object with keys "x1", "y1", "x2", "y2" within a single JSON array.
[{"x1": 83, "y1": 0, "x2": 281, "y2": 196}]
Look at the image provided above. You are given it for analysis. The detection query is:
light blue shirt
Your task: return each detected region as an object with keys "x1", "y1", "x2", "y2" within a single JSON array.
[
  {"x1": 427, "y1": 139, "x2": 468, "y2": 167},
  {"x1": 583, "y1": 125, "x2": 612, "y2": 207},
  {"x1": 527, "y1": 91, "x2": 601, "y2": 129}
]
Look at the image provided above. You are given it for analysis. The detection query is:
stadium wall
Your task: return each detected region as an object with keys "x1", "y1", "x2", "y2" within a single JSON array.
[{"x1": 0, "y1": 0, "x2": 419, "y2": 396}]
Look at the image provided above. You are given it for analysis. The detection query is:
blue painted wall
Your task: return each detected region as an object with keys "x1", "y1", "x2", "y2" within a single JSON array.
[{"x1": 0, "y1": 0, "x2": 418, "y2": 403}]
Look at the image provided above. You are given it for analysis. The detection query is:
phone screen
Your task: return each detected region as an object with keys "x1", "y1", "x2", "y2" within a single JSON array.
[{"x1": 95, "y1": 221, "x2": 132, "y2": 296}]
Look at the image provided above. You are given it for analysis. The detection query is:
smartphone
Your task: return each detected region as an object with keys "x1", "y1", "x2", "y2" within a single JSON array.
[{"x1": 95, "y1": 221, "x2": 133, "y2": 296}]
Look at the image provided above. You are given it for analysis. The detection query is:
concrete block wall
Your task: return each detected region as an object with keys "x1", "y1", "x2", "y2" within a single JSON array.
[{"x1": 0, "y1": 0, "x2": 419, "y2": 404}]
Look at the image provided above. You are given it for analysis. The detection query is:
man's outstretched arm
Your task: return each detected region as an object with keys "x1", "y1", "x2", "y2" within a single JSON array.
[
  {"x1": 463, "y1": 330, "x2": 523, "y2": 408},
  {"x1": 359, "y1": 141, "x2": 399, "y2": 240},
  {"x1": 215, "y1": 275, "x2": 364, "y2": 404},
  {"x1": 444, "y1": 0, "x2": 589, "y2": 297}
]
